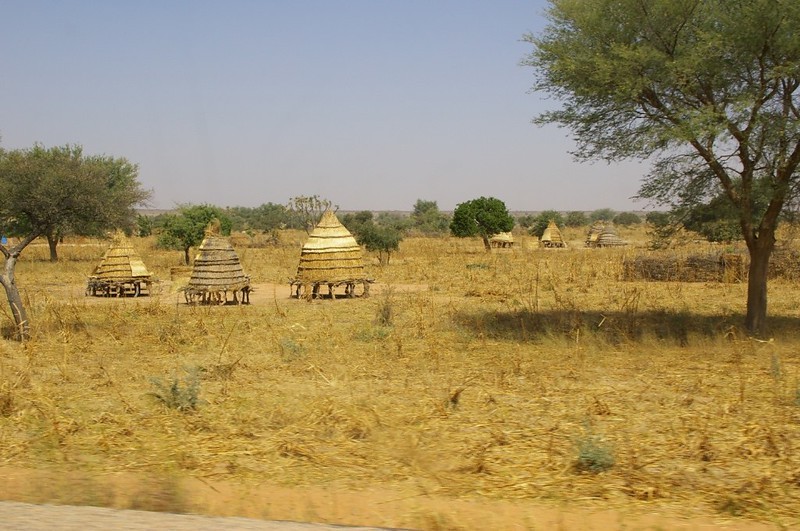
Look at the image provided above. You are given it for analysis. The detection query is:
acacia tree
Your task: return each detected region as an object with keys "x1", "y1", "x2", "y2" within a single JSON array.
[
  {"x1": 0, "y1": 144, "x2": 150, "y2": 339},
  {"x1": 450, "y1": 197, "x2": 515, "y2": 251},
  {"x1": 524, "y1": 0, "x2": 800, "y2": 336},
  {"x1": 157, "y1": 204, "x2": 232, "y2": 265}
]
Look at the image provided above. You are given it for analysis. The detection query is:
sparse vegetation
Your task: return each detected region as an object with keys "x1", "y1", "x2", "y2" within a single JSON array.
[{"x1": 0, "y1": 226, "x2": 799, "y2": 529}]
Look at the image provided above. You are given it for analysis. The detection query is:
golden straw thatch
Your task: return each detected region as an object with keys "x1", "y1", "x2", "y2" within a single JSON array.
[
  {"x1": 86, "y1": 231, "x2": 152, "y2": 297},
  {"x1": 540, "y1": 220, "x2": 567, "y2": 248},
  {"x1": 182, "y1": 220, "x2": 251, "y2": 304},
  {"x1": 489, "y1": 231, "x2": 515, "y2": 249},
  {"x1": 596, "y1": 224, "x2": 627, "y2": 247},
  {"x1": 292, "y1": 210, "x2": 372, "y2": 299}
]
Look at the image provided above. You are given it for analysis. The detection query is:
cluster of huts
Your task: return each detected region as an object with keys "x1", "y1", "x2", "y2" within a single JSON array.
[
  {"x1": 489, "y1": 220, "x2": 626, "y2": 250},
  {"x1": 86, "y1": 213, "x2": 628, "y2": 304},
  {"x1": 86, "y1": 210, "x2": 372, "y2": 304}
]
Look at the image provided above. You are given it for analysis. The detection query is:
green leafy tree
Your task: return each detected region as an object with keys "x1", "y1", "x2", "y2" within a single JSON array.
[
  {"x1": 613, "y1": 212, "x2": 642, "y2": 227},
  {"x1": 355, "y1": 222, "x2": 403, "y2": 265},
  {"x1": 531, "y1": 210, "x2": 565, "y2": 238},
  {"x1": 410, "y1": 199, "x2": 450, "y2": 235},
  {"x1": 450, "y1": 197, "x2": 515, "y2": 251},
  {"x1": 565, "y1": 211, "x2": 589, "y2": 227},
  {"x1": 226, "y1": 203, "x2": 290, "y2": 232},
  {"x1": 0, "y1": 144, "x2": 149, "y2": 339},
  {"x1": 340, "y1": 211, "x2": 374, "y2": 234},
  {"x1": 524, "y1": 0, "x2": 800, "y2": 335},
  {"x1": 137, "y1": 214, "x2": 154, "y2": 237},
  {"x1": 157, "y1": 205, "x2": 232, "y2": 265}
]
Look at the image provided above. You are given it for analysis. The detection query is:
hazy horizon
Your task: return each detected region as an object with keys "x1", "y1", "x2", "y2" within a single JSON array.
[{"x1": 1, "y1": 1, "x2": 652, "y2": 213}]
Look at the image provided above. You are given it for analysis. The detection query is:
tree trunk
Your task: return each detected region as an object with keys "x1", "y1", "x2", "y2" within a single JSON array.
[
  {"x1": 0, "y1": 255, "x2": 30, "y2": 340},
  {"x1": 481, "y1": 235, "x2": 491, "y2": 252},
  {"x1": 46, "y1": 233, "x2": 59, "y2": 262},
  {"x1": 744, "y1": 238, "x2": 774, "y2": 338},
  {"x1": 184, "y1": 247, "x2": 191, "y2": 265}
]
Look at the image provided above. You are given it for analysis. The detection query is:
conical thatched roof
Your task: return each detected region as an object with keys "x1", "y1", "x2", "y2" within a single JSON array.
[
  {"x1": 540, "y1": 220, "x2": 567, "y2": 247},
  {"x1": 91, "y1": 231, "x2": 151, "y2": 281},
  {"x1": 295, "y1": 211, "x2": 366, "y2": 283},
  {"x1": 186, "y1": 222, "x2": 250, "y2": 291}
]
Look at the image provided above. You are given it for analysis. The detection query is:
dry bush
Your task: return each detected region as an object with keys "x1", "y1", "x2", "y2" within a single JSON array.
[{"x1": 0, "y1": 230, "x2": 799, "y2": 528}]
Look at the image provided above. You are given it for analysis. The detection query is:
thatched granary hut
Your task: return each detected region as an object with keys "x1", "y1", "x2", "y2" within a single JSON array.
[
  {"x1": 585, "y1": 222, "x2": 604, "y2": 247},
  {"x1": 489, "y1": 231, "x2": 515, "y2": 249},
  {"x1": 181, "y1": 221, "x2": 251, "y2": 304},
  {"x1": 86, "y1": 231, "x2": 152, "y2": 297},
  {"x1": 540, "y1": 220, "x2": 567, "y2": 248},
  {"x1": 291, "y1": 210, "x2": 372, "y2": 299},
  {"x1": 596, "y1": 224, "x2": 627, "y2": 247},
  {"x1": 586, "y1": 222, "x2": 626, "y2": 248}
]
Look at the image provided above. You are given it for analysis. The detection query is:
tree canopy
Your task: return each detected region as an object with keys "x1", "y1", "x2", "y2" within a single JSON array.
[
  {"x1": 0, "y1": 144, "x2": 150, "y2": 261},
  {"x1": 524, "y1": 0, "x2": 800, "y2": 335},
  {"x1": 0, "y1": 144, "x2": 149, "y2": 338},
  {"x1": 450, "y1": 197, "x2": 515, "y2": 251},
  {"x1": 157, "y1": 204, "x2": 232, "y2": 265}
]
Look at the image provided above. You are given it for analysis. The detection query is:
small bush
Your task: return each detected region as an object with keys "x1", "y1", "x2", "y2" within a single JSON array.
[
  {"x1": 574, "y1": 434, "x2": 615, "y2": 473},
  {"x1": 148, "y1": 368, "x2": 203, "y2": 412}
]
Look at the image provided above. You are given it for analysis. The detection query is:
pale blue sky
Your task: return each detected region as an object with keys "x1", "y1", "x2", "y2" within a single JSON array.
[{"x1": 0, "y1": 1, "x2": 648, "y2": 212}]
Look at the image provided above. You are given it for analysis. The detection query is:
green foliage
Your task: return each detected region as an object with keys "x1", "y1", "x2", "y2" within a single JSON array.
[
  {"x1": 0, "y1": 144, "x2": 150, "y2": 260},
  {"x1": 410, "y1": 199, "x2": 450, "y2": 235},
  {"x1": 450, "y1": 197, "x2": 514, "y2": 251},
  {"x1": 564, "y1": 211, "x2": 589, "y2": 227},
  {"x1": 612, "y1": 212, "x2": 642, "y2": 226},
  {"x1": 136, "y1": 214, "x2": 153, "y2": 237},
  {"x1": 148, "y1": 368, "x2": 203, "y2": 412},
  {"x1": 287, "y1": 195, "x2": 336, "y2": 233},
  {"x1": 524, "y1": 0, "x2": 800, "y2": 333},
  {"x1": 530, "y1": 210, "x2": 564, "y2": 238},
  {"x1": 590, "y1": 209, "x2": 616, "y2": 222},
  {"x1": 340, "y1": 211, "x2": 374, "y2": 234},
  {"x1": 225, "y1": 203, "x2": 289, "y2": 232},
  {"x1": 574, "y1": 432, "x2": 615, "y2": 474},
  {"x1": 516, "y1": 214, "x2": 536, "y2": 229},
  {"x1": 157, "y1": 204, "x2": 232, "y2": 264},
  {"x1": 356, "y1": 221, "x2": 403, "y2": 265}
]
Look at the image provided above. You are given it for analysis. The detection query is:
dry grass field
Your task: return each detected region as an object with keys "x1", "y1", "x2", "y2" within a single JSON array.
[{"x1": 1, "y1": 226, "x2": 800, "y2": 529}]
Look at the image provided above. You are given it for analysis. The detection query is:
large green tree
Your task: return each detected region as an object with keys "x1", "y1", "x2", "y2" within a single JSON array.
[
  {"x1": 0, "y1": 144, "x2": 149, "y2": 339},
  {"x1": 450, "y1": 197, "x2": 515, "y2": 251},
  {"x1": 524, "y1": 0, "x2": 800, "y2": 336},
  {"x1": 157, "y1": 205, "x2": 232, "y2": 265}
]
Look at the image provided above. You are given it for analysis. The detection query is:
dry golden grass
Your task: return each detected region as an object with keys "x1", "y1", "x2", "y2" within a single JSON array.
[{"x1": 1, "y1": 229, "x2": 799, "y2": 529}]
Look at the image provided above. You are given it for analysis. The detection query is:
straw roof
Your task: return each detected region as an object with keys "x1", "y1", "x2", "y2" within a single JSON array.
[
  {"x1": 295, "y1": 211, "x2": 366, "y2": 283},
  {"x1": 489, "y1": 232, "x2": 515, "y2": 244},
  {"x1": 186, "y1": 223, "x2": 250, "y2": 292},
  {"x1": 91, "y1": 231, "x2": 151, "y2": 281},
  {"x1": 585, "y1": 222, "x2": 604, "y2": 247},
  {"x1": 596, "y1": 224, "x2": 627, "y2": 247},
  {"x1": 540, "y1": 220, "x2": 567, "y2": 247}
]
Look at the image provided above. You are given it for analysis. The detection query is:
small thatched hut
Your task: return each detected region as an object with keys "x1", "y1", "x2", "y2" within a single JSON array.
[
  {"x1": 489, "y1": 231, "x2": 515, "y2": 249},
  {"x1": 291, "y1": 211, "x2": 372, "y2": 299},
  {"x1": 596, "y1": 224, "x2": 627, "y2": 247},
  {"x1": 181, "y1": 221, "x2": 251, "y2": 304},
  {"x1": 86, "y1": 231, "x2": 152, "y2": 297},
  {"x1": 540, "y1": 220, "x2": 567, "y2": 248}
]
